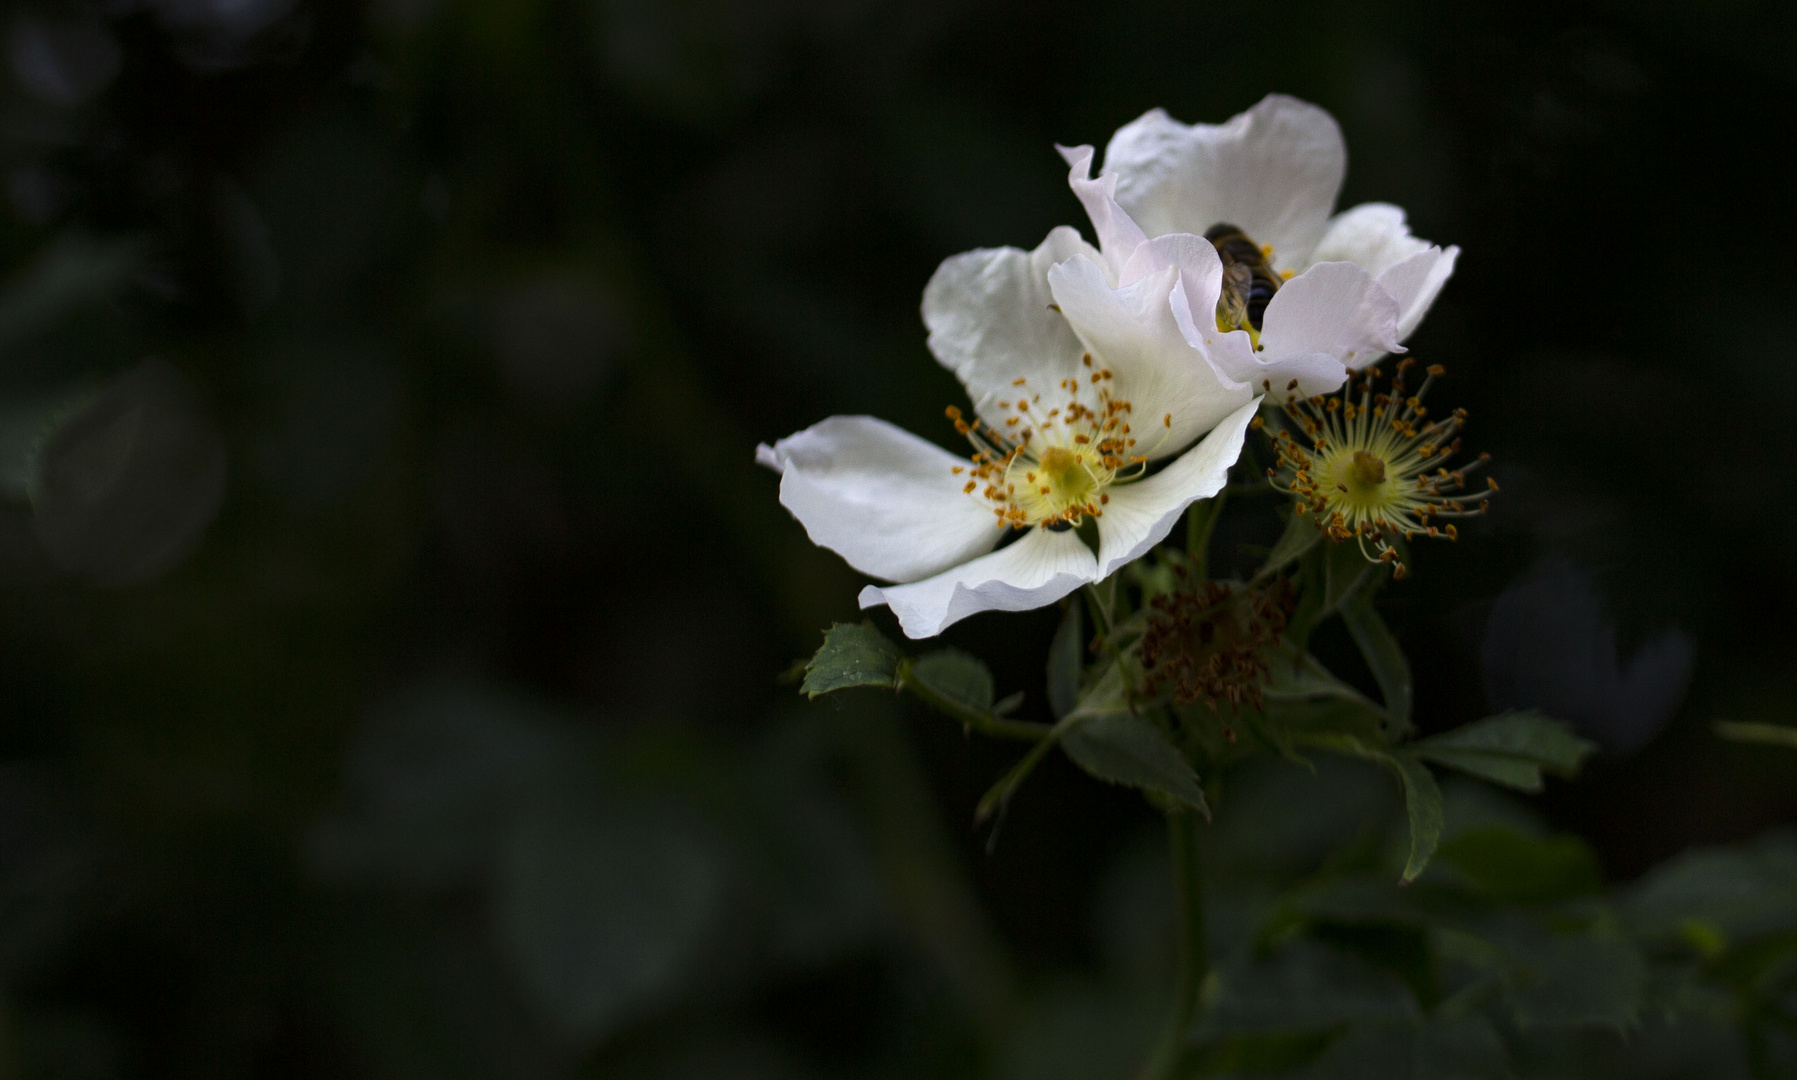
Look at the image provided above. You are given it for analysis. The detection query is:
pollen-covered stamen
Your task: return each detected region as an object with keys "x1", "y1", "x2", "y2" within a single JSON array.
[
  {"x1": 945, "y1": 355, "x2": 1147, "y2": 530},
  {"x1": 1259, "y1": 359, "x2": 1491, "y2": 578}
]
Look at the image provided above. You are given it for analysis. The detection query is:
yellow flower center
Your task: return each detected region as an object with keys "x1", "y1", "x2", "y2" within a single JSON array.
[
  {"x1": 1011, "y1": 444, "x2": 1106, "y2": 527},
  {"x1": 946, "y1": 354, "x2": 1165, "y2": 530},
  {"x1": 1323, "y1": 448, "x2": 1392, "y2": 511}
]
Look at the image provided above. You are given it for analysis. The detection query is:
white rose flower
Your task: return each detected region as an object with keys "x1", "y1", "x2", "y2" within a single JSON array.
[
  {"x1": 759, "y1": 154, "x2": 1273, "y2": 639},
  {"x1": 1102, "y1": 94, "x2": 1459, "y2": 380}
]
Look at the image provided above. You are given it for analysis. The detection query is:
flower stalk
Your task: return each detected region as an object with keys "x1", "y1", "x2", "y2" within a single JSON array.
[
  {"x1": 894, "y1": 658, "x2": 1052, "y2": 742},
  {"x1": 1139, "y1": 808, "x2": 1206, "y2": 1080}
]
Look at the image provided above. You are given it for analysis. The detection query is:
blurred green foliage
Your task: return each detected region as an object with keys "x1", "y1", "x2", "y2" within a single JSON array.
[{"x1": 0, "y1": 0, "x2": 1793, "y2": 1076}]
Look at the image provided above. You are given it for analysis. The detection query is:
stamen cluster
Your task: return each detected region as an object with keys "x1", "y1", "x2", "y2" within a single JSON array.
[
  {"x1": 1260, "y1": 359, "x2": 1495, "y2": 577},
  {"x1": 1138, "y1": 573, "x2": 1297, "y2": 714},
  {"x1": 947, "y1": 353, "x2": 1164, "y2": 529}
]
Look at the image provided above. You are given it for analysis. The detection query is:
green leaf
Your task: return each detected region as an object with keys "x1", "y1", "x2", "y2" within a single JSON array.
[
  {"x1": 1342, "y1": 597, "x2": 1413, "y2": 736},
  {"x1": 1708, "y1": 927, "x2": 1797, "y2": 991},
  {"x1": 1624, "y1": 833, "x2": 1797, "y2": 941},
  {"x1": 801, "y1": 623, "x2": 902, "y2": 698},
  {"x1": 1200, "y1": 938, "x2": 1419, "y2": 1036},
  {"x1": 1407, "y1": 749, "x2": 1546, "y2": 792},
  {"x1": 1190, "y1": 1031, "x2": 1335, "y2": 1076},
  {"x1": 1061, "y1": 712, "x2": 1209, "y2": 816},
  {"x1": 1410, "y1": 711, "x2": 1596, "y2": 792},
  {"x1": 1282, "y1": 734, "x2": 1442, "y2": 883},
  {"x1": 1046, "y1": 601, "x2": 1083, "y2": 720},
  {"x1": 1494, "y1": 926, "x2": 1645, "y2": 1029},
  {"x1": 497, "y1": 799, "x2": 727, "y2": 1038},
  {"x1": 0, "y1": 389, "x2": 93, "y2": 501},
  {"x1": 1410, "y1": 1017, "x2": 1509, "y2": 1080},
  {"x1": 1391, "y1": 753, "x2": 1444, "y2": 885},
  {"x1": 1714, "y1": 720, "x2": 1797, "y2": 749},
  {"x1": 908, "y1": 649, "x2": 994, "y2": 713},
  {"x1": 1067, "y1": 661, "x2": 1130, "y2": 719},
  {"x1": 0, "y1": 234, "x2": 147, "y2": 355},
  {"x1": 1435, "y1": 826, "x2": 1604, "y2": 903},
  {"x1": 1262, "y1": 649, "x2": 1387, "y2": 743},
  {"x1": 1262, "y1": 648, "x2": 1364, "y2": 701}
]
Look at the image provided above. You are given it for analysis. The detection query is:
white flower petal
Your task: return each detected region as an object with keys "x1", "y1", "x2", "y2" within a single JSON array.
[
  {"x1": 1094, "y1": 397, "x2": 1259, "y2": 578},
  {"x1": 1103, "y1": 95, "x2": 1346, "y2": 270},
  {"x1": 1206, "y1": 335, "x2": 1352, "y2": 403},
  {"x1": 860, "y1": 526, "x2": 1097, "y2": 639},
  {"x1": 1257, "y1": 261, "x2": 1402, "y2": 374},
  {"x1": 1311, "y1": 203, "x2": 1458, "y2": 342},
  {"x1": 1057, "y1": 144, "x2": 1149, "y2": 276},
  {"x1": 1311, "y1": 203, "x2": 1428, "y2": 275},
  {"x1": 759, "y1": 415, "x2": 1001, "y2": 583},
  {"x1": 1378, "y1": 246, "x2": 1459, "y2": 343},
  {"x1": 922, "y1": 226, "x2": 1099, "y2": 430},
  {"x1": 1046, "y1": 253, "x2": 1251, "y2": 459}
]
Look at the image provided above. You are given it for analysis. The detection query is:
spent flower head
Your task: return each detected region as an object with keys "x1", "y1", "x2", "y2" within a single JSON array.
[{"x1": 1139, "y1": 574, "x2": 1297, "y2": 715}]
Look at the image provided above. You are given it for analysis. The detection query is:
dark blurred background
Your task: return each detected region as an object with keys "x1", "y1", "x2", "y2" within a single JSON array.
[{"x1": 0, "y1": 0, "x2": 1792, "y2": 1075}]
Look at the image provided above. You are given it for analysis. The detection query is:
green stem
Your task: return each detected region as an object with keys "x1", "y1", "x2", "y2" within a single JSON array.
[
  {"x1": 1084, "y1": 579, "x2": 1116, "y2": 638},
  {"x1": 974, "y1": 710, "x2": 1085, "y2": 822},
  {"x1": 1186, "y1": 488, "x2": 1227, "y2": 577},
  {"x1": 896, "y1": 660, "x2": 1052, "y2": 742},
  {"x1": 1138, "y1": 810, "x2": 1206, "y2": 1080},
  {"x1": 1084, "y1": 581, "x2": 1134, "y2": 682}
]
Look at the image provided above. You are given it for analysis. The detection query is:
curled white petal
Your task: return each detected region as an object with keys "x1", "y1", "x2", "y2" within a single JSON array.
[
  {"x1": 1103, "y1": 95, "x2": 1346, "y2": 270},
  {"x1": 1119, "y1": 231, "x2": 1224, "y2": 321},
  {"x1": 1057, "y1": 144, "x2": 1148, "y2": 277},
  {"x1": 922, "y1": 226, "x2": 1099, "y2": 430},
  {"x1": 1312, "y1": 203, "x2": 1458, "y2": 342},
  {"x1": 759, "y1": 415, "x2": 1000, "y2": 583},
  {"x1": 1094, "y1": 397, "x2": 1259, "y2": 578},
  {"x1": 1046, "y1": 253, "x2": 1251, "y2": 459},
  {"x1": 859, "y1": 526, "x2": 1098, "y2": 639}
]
